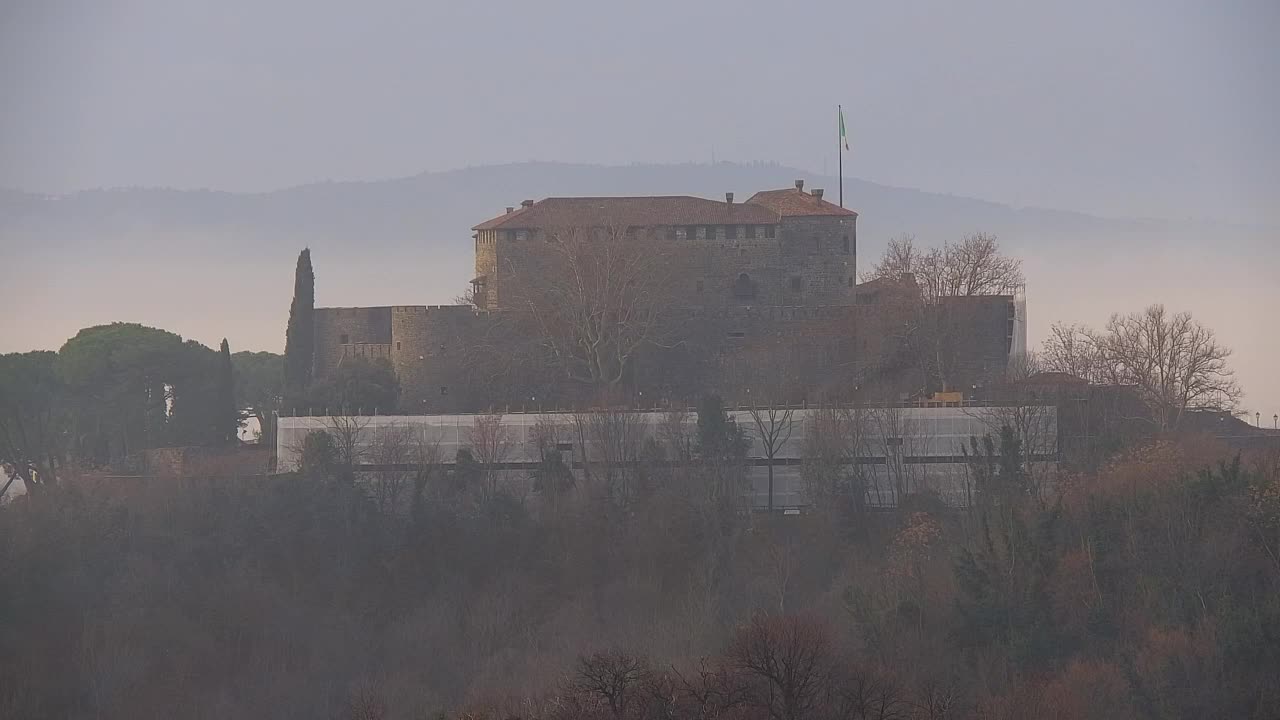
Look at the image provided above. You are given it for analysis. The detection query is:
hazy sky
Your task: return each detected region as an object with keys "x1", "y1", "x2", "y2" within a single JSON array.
[{"x1": 2, "y1": 0, "x2": 1277, "y2": 223}]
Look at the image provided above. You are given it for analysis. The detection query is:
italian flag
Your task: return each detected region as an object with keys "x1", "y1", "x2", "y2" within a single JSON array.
[{"x1": 839, "y1": 107, "x2": 850, "y2": 151}]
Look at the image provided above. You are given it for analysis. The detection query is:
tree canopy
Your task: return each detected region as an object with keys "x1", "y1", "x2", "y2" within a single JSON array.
[
  {"x1": 52, "y1": 323, "x2": 229, "y2": 466},
  {"x1": 1041, "y1": 304, "x2": 1241, "y2": 430},
  {"x1": 0, "y1": 351, "x2": 68, "y2": 496},
  {"x1": 284, "y1": 248, "x2": 315, "y2": 404}
]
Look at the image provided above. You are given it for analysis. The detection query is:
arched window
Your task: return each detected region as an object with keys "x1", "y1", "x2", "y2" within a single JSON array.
[{"x1": 733, "y1": 273, "x2": 755, "y2": 299}]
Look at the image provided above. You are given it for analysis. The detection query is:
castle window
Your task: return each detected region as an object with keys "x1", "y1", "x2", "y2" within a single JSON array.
[
  {"x1": 726, "y1": 225, "x2": 738, "y2": 240},
  {"x1": 705, "y1": 225, "x2": 716, "y2": 239},
  {"x1": 396, "y1": 341, "x2": 401, "y2": 350},
  {"x1": 727, "y1": 330, "x2": 746, "y2": 339},
  {"x1": 440, "y1": 386, "x2": 449, "y2": 396},
  {"x1": 765, "y1": 226, "x2": 776, "y2": 239},
  {"x1": 733, "y1": 273, "x2": 755, "y2": 299},
  {"x1": 516, "y1": 230, "x2": 528, "y2": 241},
  {"x1": 696, "y1": 280, "x2": 705, "y2": 293},
  {"x1": 666, "y1": 228, "x2": 677, "y2": 241},
  {"x1": 685, "y1": 225, "x2": 697, "y2": 241},
  {"x1": 790, "y1": 276, "x2": 802, "y2": 291},
  {"x1": 842, "y1": 235, "x2": 850, "y2": 253},
  {"x1": 340, "y1": 334, "x2": 350, "y2": 344}
]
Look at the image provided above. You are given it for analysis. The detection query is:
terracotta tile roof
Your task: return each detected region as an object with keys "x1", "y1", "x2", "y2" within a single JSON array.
[
  {"x1": 744, "y1": 188, "x2": 858, "y2": 217},
  {"x1": 472, "y1": 195, "x2": 779, "y2": 231}
]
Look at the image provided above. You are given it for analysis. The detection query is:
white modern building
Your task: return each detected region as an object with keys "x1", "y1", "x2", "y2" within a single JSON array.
[{"x1": 277, "y1": 404, "x2": 1056, "y2": 510}]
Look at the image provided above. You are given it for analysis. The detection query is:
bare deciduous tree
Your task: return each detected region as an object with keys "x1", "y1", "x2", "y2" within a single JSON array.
[
  {"x1": 728, "y1": 614, "x2": 833, "y2": 720},
  {"x1": 368, "y1": 425, "x2": 414, "y2": 515},
  {"x1": 825, "y1": 665, "x2": 909, "y2": 720},
  {"x1": 503, "y1": 224, "x2": 686, "y2": 390},
  {"x1": 326, "y1": 415, "x2": 370, "y2": 481},
  {"x1": 660, "y1": 408, "x2": 696, "y2": 463},
  {"x1": 410, "y1": 427, "x2": 443, "y2": 510},
  {"x1": 574, "y1": 406, "x2": 649, "y2": 507},
  {"x1": 863, "y1": 233, "x2": 1024, "y2": 302},
  {"x1": 1040, "y1": 323, "x2": 1116, "y2": 384},
  {"x1": 1041, "y1": 305, "x2": 1242, "y2": 430},
  {"x1": 864, "y1": 234, "x2": 1023, "y2": 393},
  {"x1": 669, "y1": 659, "x2": 750, "y2": 720},
  {"x1": 468, "y1": 414, "x2": 512, "y2": 501},
  {"x1": 868, "y1": 406, "x2": 927, "y2": 505},
  {"x1": 802, "y1": 407, "x2": 871, "y2": 513},
  {"x1": 746, "y1": 403, "x2": 796, "y2": 513},
  {"x1": 574, "y1": 650, "x2": 653, "y2": 720}
]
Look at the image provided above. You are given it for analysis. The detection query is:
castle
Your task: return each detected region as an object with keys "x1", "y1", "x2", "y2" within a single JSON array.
[{"x1": 311, "y1": 181, "x2": 1025, "y2": 413}]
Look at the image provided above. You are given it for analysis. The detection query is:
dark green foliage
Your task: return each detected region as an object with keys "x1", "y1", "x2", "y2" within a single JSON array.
[
  {"x1": 166, "y1": 339, "x2": 222, "y2": 447},
  {"x1": 532, "y1": 448, "x2": 574, "y2": 496},
  {"x1": 954, "y1": 428, "x2": 1064, "y2": 666},
  {"x1": 299, "y1": 429, "x2": 338, "y2": 480},
  {"x1": 216, "y1": 339, "x2": 238, "y2": 444},
  {"x1": 451, "y1": 447, "x2": 481, "y2": 495},
  {"x1": 231, "y1": 350, "x2": 283, "y2": 445},
  {"x1": 307, "y1": 356, "x2": 400, "y2": 414},
  {"x1": 0, "y1": 351, "x2": 68, "y2": 494},
  {"x1": 695, "y1": 393, "x2": 748, "y2": 460},
  {"x1": 283, "y1": 248, "x2": 315, "y2": 405},
  {"x1": 55, "y1": 323, "x2": 229, "y2": 462}
]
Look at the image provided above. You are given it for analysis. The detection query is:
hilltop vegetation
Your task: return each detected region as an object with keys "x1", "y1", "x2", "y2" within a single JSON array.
[{"x1": 2, "y1": 426, "x2": 1278, "y2": 718}]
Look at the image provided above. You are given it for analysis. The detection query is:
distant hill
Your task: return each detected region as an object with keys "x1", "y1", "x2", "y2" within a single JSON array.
[
  {"x1": 2, "y1": 161, "x2": 1275, "y2": 413},
  {"x1": 6, "y1": 161, "x2": 1272, "y2": 258}
]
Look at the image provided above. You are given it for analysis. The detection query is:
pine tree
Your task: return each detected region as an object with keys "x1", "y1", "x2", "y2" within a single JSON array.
[
  {"x1": 217, "y1": 339, "x2": 238, "y2": 444},
  {"x1": 283, "y1": 248, "x2": 315, "y2": 407}
]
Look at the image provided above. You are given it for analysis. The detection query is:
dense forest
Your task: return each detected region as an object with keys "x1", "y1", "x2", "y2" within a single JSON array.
[{"x1": 2, "y1": 419, "x2": 1278, "y2": 718}]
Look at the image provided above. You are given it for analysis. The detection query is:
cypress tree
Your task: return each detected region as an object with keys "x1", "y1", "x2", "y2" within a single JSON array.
[
  {"x1": 217, "y1": 338, "x2": 237, "y2": 444},
  {"x1": 283, "y1": 248, "x2": 315, "y2": 407}
]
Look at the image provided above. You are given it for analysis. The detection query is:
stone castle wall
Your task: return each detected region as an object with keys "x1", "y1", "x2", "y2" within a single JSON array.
[
  {"x1": 476, "y1": 214, "x2": 857, "y2": 312},
  {"x1": 313, "y1": 306, "x2": 393, "y2": 381},
  {"x1": 312, "y1": 295, "x2": 990, "y2": 412}
]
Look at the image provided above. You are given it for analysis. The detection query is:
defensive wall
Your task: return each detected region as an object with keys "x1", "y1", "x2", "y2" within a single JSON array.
[{"x1": 312, "y1": 292, "x2": 1022, "y2": 413}]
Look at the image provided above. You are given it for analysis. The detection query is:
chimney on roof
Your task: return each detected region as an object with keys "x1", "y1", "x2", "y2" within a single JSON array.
[
  {"x1": 725, "y1": 192, "x2": 734, "y2": 204},
  {"x1": 505, "y1": 206, "x2": 514, "y2": 214},
  {"x1": 521, "y1": 199, "x2": 534, "y2": 208},
  {"x1": 794, "y1": 179, "x2": 804, "y2": 191},
  {"x1": 811, "y1": 188, "x2": 824, "y2": 200}
]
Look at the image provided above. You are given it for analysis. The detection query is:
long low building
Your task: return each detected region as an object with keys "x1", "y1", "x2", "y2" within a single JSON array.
[{"x1": 277, "y1": 404, "x2": 1057, "y2": 510}]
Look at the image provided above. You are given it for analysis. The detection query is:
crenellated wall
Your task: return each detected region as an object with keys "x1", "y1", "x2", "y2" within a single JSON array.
[
  {"x1": 478, "y1": 213, "x2": 857, "y2": 313},
  {"x1": 312, "y1": 293, "x2": 1012, "y2": 412},
  {"x1": 313, "y1": 306, "x2": 393, "y2": 380}
]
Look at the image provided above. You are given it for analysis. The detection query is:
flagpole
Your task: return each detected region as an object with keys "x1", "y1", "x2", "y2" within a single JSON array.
[{"x1": 838, "y1": 105, "x2": 844, "y2": 208}]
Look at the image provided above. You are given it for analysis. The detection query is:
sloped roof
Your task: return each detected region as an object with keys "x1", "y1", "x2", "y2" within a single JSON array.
[
  {"x1": 473, "y1": 196, "x2": 779, "y2": 231},
  {"x1": 745, "y1": 188, "x2": 858, "y2": 217}
]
